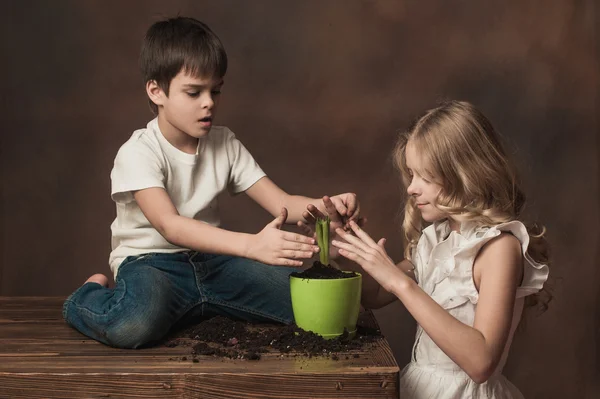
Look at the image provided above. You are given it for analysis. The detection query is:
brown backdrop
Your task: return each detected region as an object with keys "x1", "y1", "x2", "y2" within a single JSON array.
[{"x1": 2, "y1": 1, "x2": 598, "y2": 397}]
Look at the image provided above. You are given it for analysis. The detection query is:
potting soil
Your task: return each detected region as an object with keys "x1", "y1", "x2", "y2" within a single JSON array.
[
  {"x1": 290, "y1": 261, "x2": 359, "y2": 279},
  {"x1": 164, "y1": 315, "x2": 381, "y2": 362}
]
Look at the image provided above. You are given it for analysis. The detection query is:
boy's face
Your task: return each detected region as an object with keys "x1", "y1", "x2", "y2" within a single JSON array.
[{"x1": 147, "y1": 70, "x2": 224, "y2": 141}]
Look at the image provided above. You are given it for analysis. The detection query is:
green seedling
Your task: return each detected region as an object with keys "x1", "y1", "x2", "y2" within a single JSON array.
[{"x1": 315, "y1": 215, "x2": 330, "y2": 266}]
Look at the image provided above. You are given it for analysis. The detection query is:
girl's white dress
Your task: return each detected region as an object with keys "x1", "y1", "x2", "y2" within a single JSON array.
[{"x1": 400, "y1": 220, "x2": 549, "y2": 399}]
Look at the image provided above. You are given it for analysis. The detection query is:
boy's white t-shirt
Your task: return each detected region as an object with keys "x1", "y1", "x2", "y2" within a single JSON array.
[{"x1": 108, "y1": 118, "x2": 266, "y2": 276}]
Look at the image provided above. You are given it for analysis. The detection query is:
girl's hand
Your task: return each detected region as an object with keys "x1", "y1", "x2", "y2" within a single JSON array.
[
  {"x1": 248, "y1": 208, "x2": 319, "y2": 266},
  {"x1": 331, "y1": 220, "x2": 402, "y2": 292}
]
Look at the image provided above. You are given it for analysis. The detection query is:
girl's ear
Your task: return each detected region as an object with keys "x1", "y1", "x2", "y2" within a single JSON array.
[{"x1": 146, "y1": 80, "x2": 165, "y2": 107}]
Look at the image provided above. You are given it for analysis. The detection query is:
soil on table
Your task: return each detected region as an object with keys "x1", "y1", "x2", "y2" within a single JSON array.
[
  {"x1": 290, "y1": 261, "x2": 359, "y2": 279},
  {"x1": 163, "y1": 315, "x2": 381, "y2": 362}
]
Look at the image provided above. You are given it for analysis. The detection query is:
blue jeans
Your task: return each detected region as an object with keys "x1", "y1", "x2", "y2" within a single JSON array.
[{"x1": 62, "y1": 252, "x2": 296, "y2": 348}]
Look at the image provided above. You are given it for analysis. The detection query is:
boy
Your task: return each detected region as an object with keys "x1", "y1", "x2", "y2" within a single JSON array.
[{"x1": 62, "y1": 16, "x2": 359, "y2": 348}]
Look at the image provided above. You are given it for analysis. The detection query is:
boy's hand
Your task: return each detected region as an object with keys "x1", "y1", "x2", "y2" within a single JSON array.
[
  {"x1": 247, "y1": 208, "x2": 319, "y2": 267},
  {"x1": 328, "y1": 193, "x2": 360, "y2": 224}
]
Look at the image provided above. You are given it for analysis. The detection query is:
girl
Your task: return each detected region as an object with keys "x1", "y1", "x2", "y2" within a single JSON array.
[{"x1": 330, "y1": 100, "x2": 550, "y2": 398}]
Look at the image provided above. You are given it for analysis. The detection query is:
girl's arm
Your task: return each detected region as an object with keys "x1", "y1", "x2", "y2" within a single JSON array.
[
  {"x1": 333, "y1": 222, "x2": 522, "y2": 384},
  {"x1": 134, "y1": 187, "x2": 318, "y2": 266},
  {"x1": 368, "y1": 258, "x2": 416, "y2": 308},
  {"x1": 334, "y1": 254, "x2": 415, "y2": 309}
]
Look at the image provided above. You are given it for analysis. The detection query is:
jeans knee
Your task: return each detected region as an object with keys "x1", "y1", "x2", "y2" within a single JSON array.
[
  {"x1": 103, "y1": 267, "x2": 176, "y2": 348},
  {"x1": 103, "y1": 305, "x2": 171, "y2": 348}
]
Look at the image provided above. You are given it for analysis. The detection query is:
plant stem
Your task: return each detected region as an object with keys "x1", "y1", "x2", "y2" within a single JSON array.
[{"x1": 316, "y1": 216, "x2": 330, "y2": 265}]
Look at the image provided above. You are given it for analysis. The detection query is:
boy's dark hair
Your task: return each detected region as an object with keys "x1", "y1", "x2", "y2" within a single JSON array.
[{"x1": 140, "y1": 17, "x2": 228, "y2": 114}]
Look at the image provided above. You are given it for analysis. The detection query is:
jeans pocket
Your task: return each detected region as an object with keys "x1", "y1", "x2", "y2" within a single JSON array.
[{"x1": 190, "y1": 253, "x2": 224, "y2": 281}]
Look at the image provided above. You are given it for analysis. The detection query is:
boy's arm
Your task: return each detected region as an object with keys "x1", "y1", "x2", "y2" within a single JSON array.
[
  {"x1": 134, "y1": 187, "x2": 318, "y2": 266},
  {"x1": 245, "y1": 177, "x2": 358, "y2": 223}
]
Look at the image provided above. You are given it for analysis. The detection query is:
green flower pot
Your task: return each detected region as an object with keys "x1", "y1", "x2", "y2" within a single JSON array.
[{"x1": 289, "y1": 272, "x2": 362, "y2": 339}]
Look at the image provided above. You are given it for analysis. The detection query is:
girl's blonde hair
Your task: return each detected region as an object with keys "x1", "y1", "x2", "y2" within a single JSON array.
[{"x1": 394, "y1": 100, "x2": 551, "y2": 312}]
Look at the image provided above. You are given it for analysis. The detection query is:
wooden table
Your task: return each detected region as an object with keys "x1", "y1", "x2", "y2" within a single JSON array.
[{"x1": 0, "y1": 297, "x2": 399, "y2": 398}]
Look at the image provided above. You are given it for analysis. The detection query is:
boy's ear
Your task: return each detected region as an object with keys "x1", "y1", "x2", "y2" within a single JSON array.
[{"x1": 146, "y1": 80, "x2": 166, "y2": 106}]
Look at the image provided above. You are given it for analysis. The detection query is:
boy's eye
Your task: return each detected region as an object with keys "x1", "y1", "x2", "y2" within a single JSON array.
[
  {"x1": 187, "y1": 92, "x2": 200, "y2": 98},
  {"x1": 211, "y1": 89, "x2": 222, "y2": 95}
]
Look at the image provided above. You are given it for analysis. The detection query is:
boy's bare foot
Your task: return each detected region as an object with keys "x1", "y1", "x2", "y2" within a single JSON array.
[{"x1": 85, "y1": 274, "x2": 109, "y2": 287}]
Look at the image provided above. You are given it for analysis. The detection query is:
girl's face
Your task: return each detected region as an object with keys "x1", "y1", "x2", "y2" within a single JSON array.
[{"x1": 405, "y1": 141, "x2": 449, "y2": 224}]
